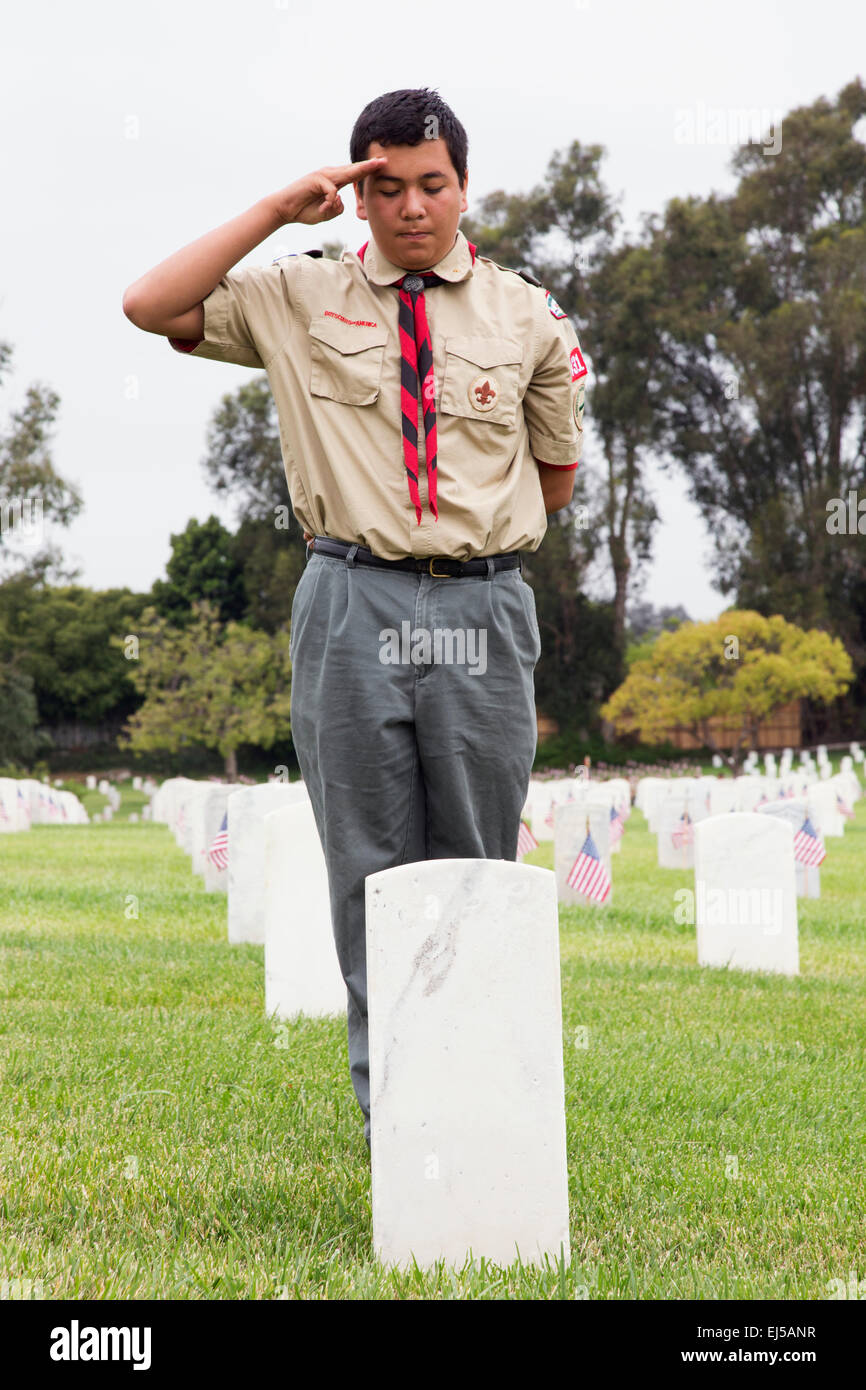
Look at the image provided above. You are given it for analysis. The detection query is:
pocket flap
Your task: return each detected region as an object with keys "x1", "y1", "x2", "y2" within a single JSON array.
[
  {"x1": 445, "y1": 335, "x2": 523, "y2": 369},
  {"x1": 308, "y1": 316, "x2": 389, "y2": 355}
]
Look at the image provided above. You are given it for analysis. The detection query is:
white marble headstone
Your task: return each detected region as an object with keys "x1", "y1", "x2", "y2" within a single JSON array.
[
  {"x1": 227, "y1": 782, "x2": 310, "y2": 943},
  {"x1": 264, "y1": 800, "x2": 345, "y2": 1018},
  {"x1": 756, "y1": 799, "x2": 820, "y2": 898},
  {"x1": 0, "y1": 779, "x2": 20, "y2": 834},
  {"x1": 366, "y1": 858, "x2": 570, "y2": 1269},
  {"x1": 808, "y1": 783, "x2": 845, "y2": 837},
  {"x1": 201, "y1": 785, "x2": 234, "y2": 893},
  {"x1": 554, "y1": 801, "x2": 612, "y2": 903},
  {"x1": 693, "y1": 813, "x2": 798, "y2": 975}
]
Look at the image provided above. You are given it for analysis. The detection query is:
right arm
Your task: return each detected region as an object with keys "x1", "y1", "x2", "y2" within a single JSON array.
[{"x1": 121, "y1": 157, "x2": 389, "y2": 339}]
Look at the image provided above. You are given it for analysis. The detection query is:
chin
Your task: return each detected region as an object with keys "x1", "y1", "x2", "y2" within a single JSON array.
[{"x1": 392, "y1": 238, "x2": 437, "y2": 265}]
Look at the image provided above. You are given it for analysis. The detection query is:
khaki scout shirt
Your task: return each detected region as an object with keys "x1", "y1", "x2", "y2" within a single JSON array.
[{"x1": 169, "y1": 228, "x2": 587, "y2": 561}]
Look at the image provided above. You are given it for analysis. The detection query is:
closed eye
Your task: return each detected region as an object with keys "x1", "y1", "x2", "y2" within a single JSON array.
[{"x1": 380, "y1": 186, "x2": 445, "y2": 197}]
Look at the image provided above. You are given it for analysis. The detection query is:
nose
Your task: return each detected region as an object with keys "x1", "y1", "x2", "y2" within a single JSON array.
[{"x1": 400, "y1": 187, "x2": 426, "y2": 219}]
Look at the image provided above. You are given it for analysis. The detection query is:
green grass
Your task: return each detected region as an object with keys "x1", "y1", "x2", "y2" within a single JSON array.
[{"x1": 0, "y1": 807, "x2": 864, "y2": 1300}]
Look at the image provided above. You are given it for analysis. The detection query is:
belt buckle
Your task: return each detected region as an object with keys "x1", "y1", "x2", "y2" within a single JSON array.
[{"x1": 428, "y1": 558, "x2": 456, "y2": 578}]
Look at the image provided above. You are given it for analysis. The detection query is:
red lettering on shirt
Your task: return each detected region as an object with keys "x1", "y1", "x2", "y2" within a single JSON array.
[{"x1": 323, "y1": 310, "x2": 379, "y2": 327}]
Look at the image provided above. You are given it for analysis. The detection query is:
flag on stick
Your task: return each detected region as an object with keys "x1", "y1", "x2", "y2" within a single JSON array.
[
  {"x1": 516, "y1": 820, "x2": 538, "y2": 860},
  {"x1": 207, "y1": 813, "x2": 229, "y2": 870},
  {"x1": 793, "y1": 817, "x2": 826, "y2": 867},
  {"x1": 566, "y1": 831, "x2": 612, "y2": 904},
  {"x1": 671, "y1": 810, "x2": 694, "y2": 850}
]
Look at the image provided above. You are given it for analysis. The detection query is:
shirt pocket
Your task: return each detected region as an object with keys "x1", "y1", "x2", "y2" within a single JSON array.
[
  {"x1": 439, "y1": 336, "x2": 524, "y2": 428},
  {"x1": 308, "y1": 317, "x2": 389, "y2": 406}
]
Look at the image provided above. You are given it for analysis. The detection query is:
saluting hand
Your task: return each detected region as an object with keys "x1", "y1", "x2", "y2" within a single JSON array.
[{"x1": 272, "y1": 157, "x2": 388, "y2": 226}]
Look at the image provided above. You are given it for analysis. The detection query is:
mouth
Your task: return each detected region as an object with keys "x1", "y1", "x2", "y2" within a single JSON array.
[{"x1": 400, "y1": 232, "x2": 430, "y2": 239}]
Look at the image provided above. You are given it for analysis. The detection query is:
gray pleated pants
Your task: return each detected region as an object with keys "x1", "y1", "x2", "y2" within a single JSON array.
[{"x1": 289, "y1": 547, "x2": 541, "y2": 1140}]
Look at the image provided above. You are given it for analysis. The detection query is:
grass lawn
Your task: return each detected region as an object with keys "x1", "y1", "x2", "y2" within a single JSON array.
[{"x1": 0, "y1": 805, "x2": 864, "y2": 1300}]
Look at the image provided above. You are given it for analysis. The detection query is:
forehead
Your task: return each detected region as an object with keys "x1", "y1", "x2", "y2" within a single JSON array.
[{"x1": 365, "y1": 137, "x2": 459, "y2": 181}]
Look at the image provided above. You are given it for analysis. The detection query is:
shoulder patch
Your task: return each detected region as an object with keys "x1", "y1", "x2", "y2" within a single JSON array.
[
  {"x1": 570, "y1": 345, "x2": 588, "y2": 381},
  {"x1": 544, "y1": 289, "x2": 568, "y2": 319}
]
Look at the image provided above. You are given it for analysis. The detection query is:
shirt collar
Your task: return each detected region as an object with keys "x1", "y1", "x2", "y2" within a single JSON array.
[{"x1": 346, "y1": 229, "x2": 476, "y2": 285}]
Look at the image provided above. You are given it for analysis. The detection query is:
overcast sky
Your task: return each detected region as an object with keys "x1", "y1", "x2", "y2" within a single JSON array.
[{"x1": 2, "y1": 0, "x2": 863, "y2": 620}]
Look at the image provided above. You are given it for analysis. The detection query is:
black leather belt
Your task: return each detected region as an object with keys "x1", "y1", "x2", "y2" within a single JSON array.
[{"x1": 309, "y1": 536, "x2": 522, "y2": 577}]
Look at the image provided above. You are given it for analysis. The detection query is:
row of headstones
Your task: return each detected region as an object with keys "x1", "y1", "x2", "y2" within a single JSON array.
[
  {"x1": 0, "y1": 777, "x2": 88, "y2": 831},
  {"x1": 548, "y1": 799, "x2": 804, "y2": 975},
  {"x1": 151, "y1": 774, "x2": 833, "y2": 1269},
  {"x1": 643, "y1": 772, "x2": 860, "y2": 899},
  {"x1": 85, "y1": 774, "x2": 159, "y2": 795},
  {"x1": 738, "y1": 744, "x2": 864, "y2": 778},
  {"x1": 154, "y1": 773, "x2": 568, "y2": 1269},
  {"x1": 151, "y1": 777, "x2": 346, "y2": 1016},
  {"x1": 83, "y1": 774, "x2": 160, "y2": 822},
  {"x1": 639, "y1": 771, "x2": 860, "y2": 826},
  {"x1": 523, "y1": 776, "x2": 631, "y2": 845}
]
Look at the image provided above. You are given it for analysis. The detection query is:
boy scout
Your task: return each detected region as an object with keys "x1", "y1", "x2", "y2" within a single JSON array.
[{"x1": 123, "y1": 88, "x2": 587, "y2": 1150}]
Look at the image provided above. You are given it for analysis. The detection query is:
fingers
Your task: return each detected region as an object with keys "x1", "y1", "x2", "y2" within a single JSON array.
[
  {"x1": 325, "y1": 155, "x2": 389, "y2": 189},
  {"x1": 319, "y1": 185, "x2": 343, "y2": 216}
]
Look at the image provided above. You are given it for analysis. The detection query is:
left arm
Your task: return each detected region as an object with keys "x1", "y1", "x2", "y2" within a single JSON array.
[
  {"x1": 523, "y1": 288, "x2": 587, "y2": 511},
  {"x1": 534, "y1": 457, "x2": 578, "y2": 512}
]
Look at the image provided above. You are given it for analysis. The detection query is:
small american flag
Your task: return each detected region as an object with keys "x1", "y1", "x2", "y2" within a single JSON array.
[
  {"x1": 0, "y1": 796, "x2": 9, "y2": 825},
  {"x1": 516, "y1": 819, "x2": 538, "y2": 859},
  {"x1": 608, "y1": 804, "x2": 624, "y2": 846},
  {"x1": 671, "y1": 811, "x2": 694, "y2": 850},
  {"x1": 544, "y1": 803, "x2": 555, "y2": 829},
  {"x1": 793, "y1": 817, "x2": 826, "y2": 866},
  {"x1": 566, "y1": 831, "x2": 612, "y2": 904},
  {"x1": 207, "y1": 813, "x2": 229, "y2": 870},
  {"x1": 836, "y1": 794, "x2": 854, "y2": 820},
  {"x1": 17, "y1": 787, "x2": 30, "y2": 820}
]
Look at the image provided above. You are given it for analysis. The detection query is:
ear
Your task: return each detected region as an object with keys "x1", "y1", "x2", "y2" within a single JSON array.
[
  {"x1": 354, "y1": 179, "x2": 369, "y2": 223},
  {"x1": 459, "y1": 170, "x2": 469, "y2": 214}
]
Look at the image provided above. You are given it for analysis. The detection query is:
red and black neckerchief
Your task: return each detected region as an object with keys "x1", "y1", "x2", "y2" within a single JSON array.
[{"x1": 358, "y1": 238, "x2": 477, "y2": 525}]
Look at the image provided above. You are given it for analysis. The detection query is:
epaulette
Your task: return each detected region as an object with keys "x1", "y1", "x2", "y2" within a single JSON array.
[
  {"x1": 481, "y1": 257, "x2": 569, "y2": 318},
  {"x1": 480, "y1": 256, "x2": 543, "y2": 288},
  {"x1": 271, "y1": 248, "x2": 325, "y2": 264}
]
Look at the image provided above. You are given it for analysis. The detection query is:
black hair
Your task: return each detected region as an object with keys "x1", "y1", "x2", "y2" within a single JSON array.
[{"x1": 350, "y1": 88, "x2": 468, "y2": 191}]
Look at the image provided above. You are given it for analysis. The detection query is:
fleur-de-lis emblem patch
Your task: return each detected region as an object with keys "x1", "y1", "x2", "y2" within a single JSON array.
[{"x1": 469, "y1": 374, "x2": 499, "y2": 412}]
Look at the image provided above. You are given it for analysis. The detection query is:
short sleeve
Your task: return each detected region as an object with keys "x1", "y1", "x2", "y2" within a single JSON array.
[
  {"x1": 168, "y1": 259, "x2": 297, "y2": 368},
  {"x1": 523, "y1": 288, "x2": 587, "y2": 469}
]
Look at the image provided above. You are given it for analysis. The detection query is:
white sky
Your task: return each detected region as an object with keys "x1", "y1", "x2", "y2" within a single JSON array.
[{"x1": 2, "y1": 0, "x2": 862, "y2": 620}]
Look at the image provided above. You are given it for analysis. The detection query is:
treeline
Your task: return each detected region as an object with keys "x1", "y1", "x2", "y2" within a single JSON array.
[{"x1": 2, "y1": 78, "x2": 865, "y2": 769}]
